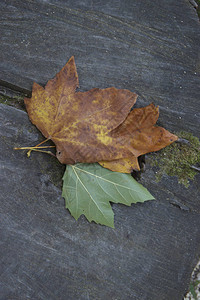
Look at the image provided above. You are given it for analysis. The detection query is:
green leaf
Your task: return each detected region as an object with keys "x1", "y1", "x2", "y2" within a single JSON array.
[{"x1": 62, "y1": 163, "x2": 154, "y2": 228}]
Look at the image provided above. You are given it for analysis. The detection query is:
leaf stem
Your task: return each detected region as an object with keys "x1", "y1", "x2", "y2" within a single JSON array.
[
  {"x1": 14, "y1": 146, "x2": 55, "y2": 150},
  {"x1": 35, "y1": 138, "x2": 50, "y2": 147},
  {"x1": 28, "y1": 148, "x2": 56, "y2": 157},
  {"x1": 14, "y1": 138, "x2": 56, "y2": 158},
  {"x1": 26, "y1": 138, "x2": 50, "y2": 157}
]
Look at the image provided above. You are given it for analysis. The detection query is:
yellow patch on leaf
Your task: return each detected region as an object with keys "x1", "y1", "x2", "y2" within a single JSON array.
[{"x1": 99, "y1": 156, "x2": 140, "y2": 173}]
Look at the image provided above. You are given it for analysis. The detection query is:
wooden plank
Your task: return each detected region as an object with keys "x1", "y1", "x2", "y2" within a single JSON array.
[
  {"x1": 0, "y1": 0, "x2": 200, "y2": 299},
  {"x1": 0, "y1": 103, "x2": 200, "y2": 299},
  {"x1": 0, "y1": 0, "x2": 200, "y2": 136}
]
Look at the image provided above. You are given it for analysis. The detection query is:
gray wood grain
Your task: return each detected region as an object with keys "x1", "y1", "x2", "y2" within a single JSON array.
[
  {"x1": 0, "y1": 0, "x2": 200, "y2": 299},
  {"x1": 0, "y1": 0, "x2": 200, "y2": 136},
  {"x1": 0, "y1": 103, "x2": 200, "y2": 300}
]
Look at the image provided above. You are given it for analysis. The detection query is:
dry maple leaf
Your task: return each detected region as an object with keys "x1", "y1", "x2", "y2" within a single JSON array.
[{"x1": 24, "y1": 56, "x2": 177, "y2": 172}]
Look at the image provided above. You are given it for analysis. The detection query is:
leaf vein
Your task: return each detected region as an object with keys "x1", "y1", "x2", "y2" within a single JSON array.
[
  {"x1": 74, "y1": 165, "x2": 144, "y2": 194},
  {"x1": 72, "y1": 166, "x2": 108, "y2": 219}
]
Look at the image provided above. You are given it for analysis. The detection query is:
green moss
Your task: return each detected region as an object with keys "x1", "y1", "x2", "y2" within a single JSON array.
[
  {"x1": 189, "y1": 280, "x2": 200, "y2": 300},
  {"x1": 149, "y1": 131, "x2": 200, "y2": 187},
  {"x1": 0, "y1": 94, "x2": 25, "y2": 110}
]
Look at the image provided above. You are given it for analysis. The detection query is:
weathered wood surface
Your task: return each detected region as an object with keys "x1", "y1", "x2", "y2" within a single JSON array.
[
  {"x1": 0, "y1": 103, "x2": 200, "y2": 300},
  {"x1": 0, "y1": 0, "x2": 200, "y2": 136},
  {"x1": 0, "y1": 0, "x2": 200, "y2": 299}
]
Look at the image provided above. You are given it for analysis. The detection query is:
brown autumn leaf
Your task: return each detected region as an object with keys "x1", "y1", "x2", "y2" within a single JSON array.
[
  {"x1": 99, "y1": 103, "x2": 177, "y2": 172},
  {"x1": 24, "y1": 56, "x2": 178, "y2": 172}
]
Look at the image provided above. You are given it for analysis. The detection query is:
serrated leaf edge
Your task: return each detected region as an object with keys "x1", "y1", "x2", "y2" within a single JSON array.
[{"x1": 72, "y1": 164, "x2": 154, "y2": 198}]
